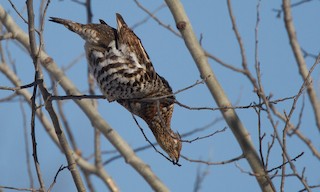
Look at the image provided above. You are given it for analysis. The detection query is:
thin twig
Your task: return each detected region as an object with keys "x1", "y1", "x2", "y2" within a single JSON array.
[
  {"x1": 182, "y1": 154, "x2": 245, "y2": 165},
  {"x1": 131, "y1": 3, "x2": 167, "y2": 29},
  {"x1": 0, "y1": 80, "x2": 41, "y2": 91},
  {"x1": 271, "y1": 104, "x2": 320, "y2": 160},
  {"x1": 298, "y1": 184, "x2": 320, "y2": 192},
  {"x1": 61, "y1": 52, "x2": 85, "y2": 71},
  {"x1": 20, "y1": 97, "x2": 34, "y2": 188},
  {"x1": 181, "y1": 127, "x2": 227, "y2": 143},
  {"x1": 227, "y1": 0, "x2": 248, "y2": 75},
  {"x1": 0, "y1": 185, "x2": 38, "y2": 192},
  {"x1": 273, "y1": 0, "x2": 314, "y2": 18},
  {"x1": 265, "y1": 133, "x2": 276, "y2": 171},
  {"x1": 0, "y1": 92, "x2": 18, "y2": 102},
  {"x1": 193, "y1": 165, "x2": 210, "y2": 192},
  {"x1": 267, "y1": 152, "x2": 304, "y2": 173},
  {"x1": 51, "y1": 92, "x2": 296, "y2": 113},
  {"x1": 47, "y1": 165, "x2": 69, "y2": 192},
  {"x1": 134, "y1": 0, "x2": 181, "y2": 37},
  {"x1": 85, "y1": 0, "x2": 93, "y2": 23},
  {"x1": 7, "y1": 0, "x2": 28, "y2": 24}
]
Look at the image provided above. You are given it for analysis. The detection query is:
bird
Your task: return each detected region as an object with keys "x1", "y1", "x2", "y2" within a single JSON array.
[{"x1": 49, "y1": 13, "x2": 182, "y2": 164}]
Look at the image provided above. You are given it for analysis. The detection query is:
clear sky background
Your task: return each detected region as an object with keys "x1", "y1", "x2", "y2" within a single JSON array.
[{"x1": 1, "y1": 0, "x2": 320, "y2": 191}]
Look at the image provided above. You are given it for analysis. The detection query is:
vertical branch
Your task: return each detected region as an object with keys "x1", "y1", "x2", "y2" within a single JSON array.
[
  {"x1": 26, "y1": 0, "x2": 46, "y2": 190},
  {"x1": 83, "y1": 171, "x2": 96, "y2": 192},
  {"x1": 193, "y1": 165, "x2": 210, "y2": 192},
  {"x1": 20, "y1": 98, "x2": 34, "y2": 189},
  {"x1": 164, "y1": 0, "x2": 275, "y2": 191},
  {"x1": 282, "y1": 0, "x2": 320, "y2": 131},
  {"x1": 26, "y1": 1, "x2": 86, "y2": 191},
  {"x1": 84, "y1": 0, "x2": 95, "y2": 105},
  {"x1": 254, "y1": 0, "x2": 266, "y2": 170},
  {"x1": 38, "y1": 0, "x2": 50, "y2": 52},
  {"x1": 281, "y1": 131, "x2": 287, "y2": 191},
  {"x1": 227, "y1": 0, "x2": 257, "y2": 87},
  {"x1": 85, "y1": 0, "x2": 93, "y2": 23},
  {"x1": 226, "y1": 0, "x2": 248, "y2": 71}
]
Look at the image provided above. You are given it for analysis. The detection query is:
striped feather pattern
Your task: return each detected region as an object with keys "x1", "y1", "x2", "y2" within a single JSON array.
[{"x1": 50, "y1": 13, "x2": 182, "y2": 163}]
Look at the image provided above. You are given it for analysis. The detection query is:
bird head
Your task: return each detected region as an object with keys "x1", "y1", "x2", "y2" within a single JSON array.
[{"x1": 157, "y1": 130, "x2": 182, "y2": 164}]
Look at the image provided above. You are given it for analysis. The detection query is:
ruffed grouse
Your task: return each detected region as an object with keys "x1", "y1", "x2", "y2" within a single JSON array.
[{"x1": 50, "y1": 13, "x2": 182, "y2": 163}]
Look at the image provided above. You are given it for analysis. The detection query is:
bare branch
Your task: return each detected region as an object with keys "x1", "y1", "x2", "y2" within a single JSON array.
[
  {"x1": 181, "y1": 127, "x2": 227, "y2": 143},
  {"x1": 26, "y1": 0, "x2": 46, "y2": 190},
  {"x1": 271, "y1": 103, "x2": 320, "y2": 160},
  {"x1": 182, "y1": 154, "x2": 245, "y2": 165},
  {"x1": 193, "y1": 165, "x2": 210, "y2": 192},
  {"x1": 227, "y1": 0, "x2": 248, "y2": 75},
  {"x1": 48, "y1": 165, "x2": 69, "y2": 192},
  {"x1": 0, "y1": 32, "x2": 14, "y2": 40},
  {"x1": 131, "y1": 3, "x2": 167, "y2": 29},
  {"x1": 164, "y1": 0, "x2": 275, "y2": 189},
  {"x1": 20, "y1": 98, "x2": 34, "y2": 188},
  {"x1": 0, "y1": 92, "x2": 18, "y2": 102},
  {"x1": 298, "y1": 184, "x2": 320, "y2": 192},
  {"x1": 52, "y1": 80, "x2": 79, "y2": 152},
  {"x1": 7, "y1": 0, "x2": 28, "y2": 24},
  {"x1": 134, "y1": 0, "x2": 181, "y2": 37},
  {"x1": 273, "y1": 0, "x2": 315, "y2": 18},
  {"x1": 0, "y1": 80, "x2": 40, "y2": 91},
  {"x1": 283, "y1": 0, "x2": 320, "y2": 132},
  {"x1": 267, "y1": 152, "x2": 304, "y2": 173},
  {"x1": 0, "y1": 185, "x2": 38, "y2": 192},
  {"x1": 27, "y1": 0, "x2": 86, "y2": 190}
]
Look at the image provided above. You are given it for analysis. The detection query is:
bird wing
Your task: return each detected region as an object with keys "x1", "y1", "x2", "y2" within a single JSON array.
[{"x1": 115, "y1": 13, "x2": 157, "y2": 80}]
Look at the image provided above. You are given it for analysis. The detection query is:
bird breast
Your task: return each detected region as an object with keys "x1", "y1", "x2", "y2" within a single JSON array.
[{"x1": 86, "y1": 40, "x2": 157, "y2": 102}]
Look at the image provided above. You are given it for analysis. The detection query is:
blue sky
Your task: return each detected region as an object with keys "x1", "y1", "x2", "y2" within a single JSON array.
[{"x1": 1, "y1": 0, "x2": 320, "y2": 191}]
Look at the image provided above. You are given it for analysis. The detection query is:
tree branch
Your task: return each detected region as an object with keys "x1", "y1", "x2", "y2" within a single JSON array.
[
  {"x1": 164, "y1": 0, "x2": 275, "y2": 191},
  {"x1": 0, "y1": 5, "x2": 169, "y2": 192},
  {"x1": 283, "y1": 0, "x2": 320, "y2": 132}
]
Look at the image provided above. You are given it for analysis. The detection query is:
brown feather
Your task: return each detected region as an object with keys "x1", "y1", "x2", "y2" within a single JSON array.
[{"x1": 50, "y1": 13, "x2": 182, "y2": 163}]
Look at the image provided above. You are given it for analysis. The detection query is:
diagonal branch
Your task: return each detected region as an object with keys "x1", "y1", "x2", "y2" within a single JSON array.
[
  {"x1": 164, "y1": 0, "x2": 275, "y2": 191},
  {"x1": 283, "y1": 0, "x2": 320, "y2": 132}
]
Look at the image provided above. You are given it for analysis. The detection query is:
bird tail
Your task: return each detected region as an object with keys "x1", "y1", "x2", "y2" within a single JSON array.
[{"x1": 49, "y1": 17, "x2": 85, "y2": 36}]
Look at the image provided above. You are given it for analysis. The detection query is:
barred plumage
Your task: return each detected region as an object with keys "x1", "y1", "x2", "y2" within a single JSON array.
[{"x1": 50, "y1": 13, "x2": 182, "y2": 163}]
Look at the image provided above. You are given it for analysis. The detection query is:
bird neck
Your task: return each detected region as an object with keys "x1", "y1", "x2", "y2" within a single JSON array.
[{"x1": 148, "y1": 121, "x2": 176, "y2": 150}]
